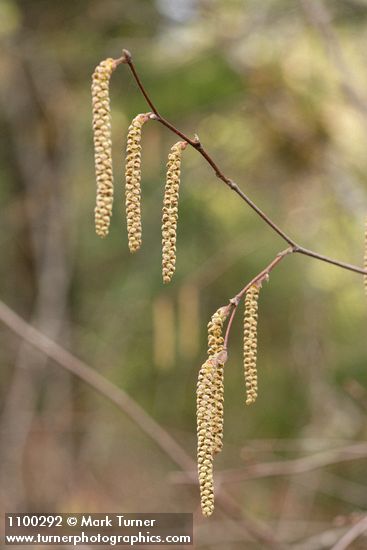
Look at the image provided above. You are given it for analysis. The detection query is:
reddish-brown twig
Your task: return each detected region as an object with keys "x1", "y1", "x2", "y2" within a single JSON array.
[
  {"x1": 119, "y1": 49, "x2": 367, "y2": 277},
  {"x1": 223, "y1": 247, "x2": 294, "y2": 349}
]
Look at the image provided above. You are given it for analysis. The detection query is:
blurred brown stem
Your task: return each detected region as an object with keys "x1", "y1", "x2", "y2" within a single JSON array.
[
  {"x1": 169, "y1": 442, "x2": 367, "y2": 485},
  {"x1": 330, "y1": 515, "x2": 367, "y2": 550},
  {"x1": 0, "y1": 299, "x2": 286, "y2": 548}
]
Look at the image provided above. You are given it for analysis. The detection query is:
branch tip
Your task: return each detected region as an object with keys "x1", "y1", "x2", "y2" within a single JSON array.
[
  {"x1": 122, "y1": 49, "x2": 132, "y2": 63},
  {"x1": 139, "y1": 112, "x2": 152, "y2": 123}
]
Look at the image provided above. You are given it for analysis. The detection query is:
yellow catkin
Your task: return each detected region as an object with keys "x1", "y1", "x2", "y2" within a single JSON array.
[
  {"x1": 207, "y1": 307, "x2": 228, "y2": 455},
  {"x1": 196, "y1": 359, "x2": 215, "y2": 517},
  {"x1": 92, "y1": 58, "x2": 117, "y2": 238},
  {"x1": 364, "y1": 218, "x2": 367, "y2": 295},
  {"x1": 162, "y1": 141, "x2": 187, "y2": 283},
  {"x1": 244, "y1": 285, "x2": 260, "y2": 405},
  {"x1": 125, "y1": 113, "x2": 150, "y2": 252},
  {"x1": 211, "y1": 363, "x2": 224, "y2": 454},
  {"x1": 196, "y1": 306, "x2": 229, "y2": 516}
]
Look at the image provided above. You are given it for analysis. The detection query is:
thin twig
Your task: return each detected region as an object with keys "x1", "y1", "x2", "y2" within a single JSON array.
[
  {"x1": 224, "y1": 247, "x2": 294, "y2": 348},
  {"x1": 293, "y1": 526, "x2": 353, "y2": 550},
  {"x1": 225, "y1": 443, "x2": 367, "y2": 483},
  {"x1": 119, "y1": 49, "x2": 367, "y2": 277},
  {"x1": 170, "y1": 445, "x2": 367, "y2": 489},
  {"x1": 169, "y1": 442, "x2": 367, "y2": 485},
  {"x1": 330, "y1": 515, "x2": 367, "y2": 550}
]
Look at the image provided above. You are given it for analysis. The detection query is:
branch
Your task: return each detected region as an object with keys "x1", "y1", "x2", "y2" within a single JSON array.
[
  {"x1": 293, "y1": 526, "x2": 356, "y2": 550},
  {"x1": 223, "y1": 443, "x2": 367, "y2": 483},
  {"x1": 0, "y1": 299, "x2": 286, "y2": 548},
  {"x1": 330, "y1": 515, "x2": 367, "y2": 550},
  {"x1": 169, "y1": 442, "x2": 367, "y2": 485},
  {"x1": 0, "y1": 300, "x2": 193, "y2": 473},
  {"x1": 119, "y1": 49, "x2": 367, "y2": 277},
  {"x1": 224, "y1": 247, "x2": 293, "y2": 349}
]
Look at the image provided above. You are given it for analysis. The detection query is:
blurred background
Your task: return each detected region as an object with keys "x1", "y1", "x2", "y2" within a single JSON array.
[{"x1": 0, "y1": 0, "x2": 367, "y2": 548}]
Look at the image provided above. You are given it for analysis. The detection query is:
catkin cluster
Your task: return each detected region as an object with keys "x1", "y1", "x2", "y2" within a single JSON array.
[
  {"x1": 162, "y1": 141, "x2": 187, "y2": 283},
  {"x1": 125, "y1": 113, "x2": 150, "y2": 252},
  {"x1": 243, "y1": 285, "x2": 260, "y2": 405},
  {"x1": 92, "y1": 58, "x2": 116, "y2": 238},
  {"x1": 92, "y1": 57, "x2": 189, "y2": 275},
  {"x1": 196, "y1": 306, "x2": 229, "y2": 517}
]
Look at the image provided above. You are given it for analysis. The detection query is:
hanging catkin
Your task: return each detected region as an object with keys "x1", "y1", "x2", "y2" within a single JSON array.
[
  {"x1": 196, "y1": 359, "x2": 215, "y2": 517},
  {"x1": 243, "y1": 285, "x2": 260, "y2": 405},
  {"x1": 92, "y1": 58, "x2": 117, "y2": 238},
  {"x1": 211, "y1": 362, "x2": 224, "y2": 455},
  {"x1": 196, "y1": 306, "x2": 229, "y2": 517},
  {"x1": 364, "y1": 218, "x2": 367, "y2": 295},
  {"x1": 162, "y1": 141, "x2": 187, "y2": 283},
  {"x1": 207, "y1": 307, "x2": 228, "y2": 455},
  {"x1": 125, "y1": 113, "x2": 150, "y2": 252}
]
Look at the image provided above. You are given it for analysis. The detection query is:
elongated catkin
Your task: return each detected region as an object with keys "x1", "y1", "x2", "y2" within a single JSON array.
[
  {"x1": 92, "y1": 58, "x2": 117, "y2": 238},
  {"x1": 207, "y1": 307, "x2": 229, "y2": 455},
  {"x1": 125, "y1": 113, "x2": 150, "y2": 252},
  {"x1": 197, "y1": 359, "x2": 215, "y2": 517},
  {"x1": 364, "y1": 218, "x2": 367, "y2": 295},
  {"x1": 196, "y1": 306, "x2": 229, "y2": 517},
  {"x1": 244, "y1": 285, "x2": 260, "y2": 405},
  {"x1": 162, "y1": 141, "x2": 187, "y2": 283},
  {"x1": 211, "y1": 363, "x2": 224, "y2": 455}
]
